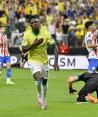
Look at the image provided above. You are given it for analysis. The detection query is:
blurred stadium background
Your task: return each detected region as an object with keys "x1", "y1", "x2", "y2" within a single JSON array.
[{"x1": 0, "y1": 0, "x2": 98, "y2": 116}]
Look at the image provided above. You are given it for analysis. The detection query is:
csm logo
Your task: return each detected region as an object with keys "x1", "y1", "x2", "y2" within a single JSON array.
[
  {"x1": 49, "y1": 57, "x2": 75, "y2": 67},
  {"x1": 48, "y1": 56, "x2": 76, "y2": 69}
]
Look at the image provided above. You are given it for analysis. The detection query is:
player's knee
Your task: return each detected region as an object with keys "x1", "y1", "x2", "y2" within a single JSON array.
[
  {"x1": 42, "y1": 78, "x2": 47, "y2": 86},
  {"x1": 6, "y1": 69, "x2": 11, "y2": 78},
  {"x1": 33, "y1": 72, "x2": 42, "y2": 81}
]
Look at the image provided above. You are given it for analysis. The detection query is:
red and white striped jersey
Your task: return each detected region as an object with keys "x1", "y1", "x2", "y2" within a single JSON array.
[
  {"x1": 84, "y1": 31, "x2": 98, "y2": 59},
  {"x1": 0, "y1": 33, "x2": 10, "y2": 56}
]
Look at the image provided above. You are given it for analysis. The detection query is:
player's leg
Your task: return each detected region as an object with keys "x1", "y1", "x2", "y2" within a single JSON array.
[
  {"x1": 5, "y1": 56, "x2": 15, "y2": 85},
  {"x1": 28, "y1": 62, "x2": 43, "y2": 106},
  {"x1": 34, "y1": 71, "x2": 43, "y2": 104},
  {"x1": 86, "y1": 79, "x2": 98, "y2": 103},
  {"x1": 77, "y1": 87, "x2": 88, "y2": 102},
  {"x1": 29, "y1": 62, "x2": 49, "y2": 109},
  {"x1": 41, "y1": 64, "x2": 48, "y2": 109},
  {"x1": 77, "y1": 79, "x2": 96, "y2": 102},
  {"x1": 42, "y1": 78, "x2": 48, "y2": 102}
]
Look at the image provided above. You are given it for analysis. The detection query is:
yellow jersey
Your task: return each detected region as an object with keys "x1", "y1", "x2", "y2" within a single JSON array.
[{"x1": 22, "y1": 26, "x2": 54, "y2": 64}]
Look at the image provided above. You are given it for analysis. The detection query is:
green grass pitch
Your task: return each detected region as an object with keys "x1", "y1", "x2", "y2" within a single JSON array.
[{"x1": 0, "y1": 68, "x2": 98, "y2": 117}]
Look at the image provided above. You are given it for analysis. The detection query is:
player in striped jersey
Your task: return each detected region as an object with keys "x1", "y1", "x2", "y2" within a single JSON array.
[
  {"x1": 84, "y1": 21, "x2": 98, "y2": 73},
  {"x1": 0, "y1": 25, "x2": 15, "y2": 85}
]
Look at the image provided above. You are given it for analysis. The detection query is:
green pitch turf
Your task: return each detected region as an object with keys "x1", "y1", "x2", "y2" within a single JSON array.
[{"x1": 0, "y1": 68, "x2": 98, "y2": 117}]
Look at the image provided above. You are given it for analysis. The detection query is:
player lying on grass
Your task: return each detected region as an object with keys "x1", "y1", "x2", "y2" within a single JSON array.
[{"x1": 67, "y1": 72, "x2": 98, "y2": 103}]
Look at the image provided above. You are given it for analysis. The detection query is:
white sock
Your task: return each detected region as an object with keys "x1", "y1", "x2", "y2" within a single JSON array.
[
  {"x1": 42, "y1": 84, "x2": 48, "y2": 102},
  {"x1": 7, "y1": 78, "x2": 14, "y2": 82},
  {"x1": 7, "y1": 78, "x2": 11, "y2": 81},
  {"x1": 35, "y1": 81, "x2": 42, "y2": 97}
]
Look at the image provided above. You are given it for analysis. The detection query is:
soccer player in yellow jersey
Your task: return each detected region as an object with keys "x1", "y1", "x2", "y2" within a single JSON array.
[{"x1": 22, "y1": 15, "x2": 59, "y2": 110}]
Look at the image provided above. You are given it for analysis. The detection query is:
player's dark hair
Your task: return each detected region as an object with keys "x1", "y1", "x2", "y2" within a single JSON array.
[
  {"x1": 85, "y1": 21, "x2": 93, "y2": 29},
  {"x1": 28, "y1": 15, "x2": 39, "y2": 22}
]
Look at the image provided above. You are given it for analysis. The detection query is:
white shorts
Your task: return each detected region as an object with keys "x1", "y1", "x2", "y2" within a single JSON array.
[{"x1": 28, "y1": 62, "x2": 49, "y2": 79}]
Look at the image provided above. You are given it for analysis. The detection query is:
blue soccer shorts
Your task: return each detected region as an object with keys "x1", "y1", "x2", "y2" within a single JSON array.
[
  {"x1": 88, "y1": 59, "x2": 98, "y2": 73},
  {"x1": 0, "y1": 56, "x2": 11, "y2": 67}
]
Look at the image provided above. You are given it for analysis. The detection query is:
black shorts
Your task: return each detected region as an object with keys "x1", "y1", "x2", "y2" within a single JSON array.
[{"x1": 77, "y1": 78, "x2": 98, "y2": 102}]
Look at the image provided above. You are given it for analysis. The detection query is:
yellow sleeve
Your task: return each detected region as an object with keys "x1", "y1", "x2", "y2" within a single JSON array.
[{"x1": 22, "y1": 32, "x2": 29, "y2": 46}]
